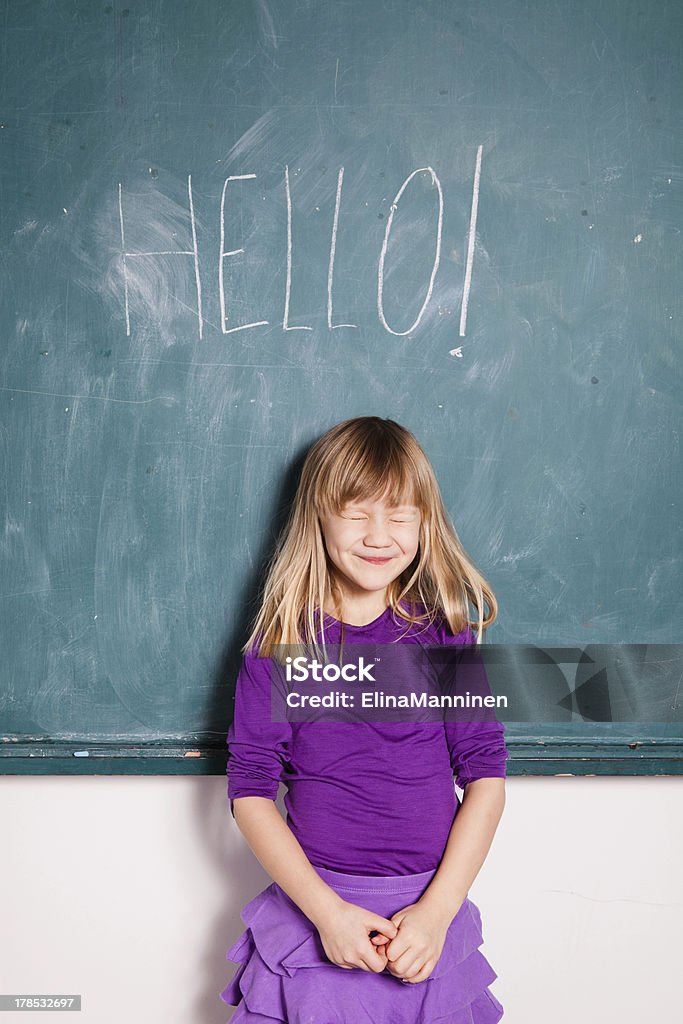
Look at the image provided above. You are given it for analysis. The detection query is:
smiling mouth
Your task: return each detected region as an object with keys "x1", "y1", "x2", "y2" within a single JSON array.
[{"x1": 358, "y1": 556, "x2": 394, "y2": 564}]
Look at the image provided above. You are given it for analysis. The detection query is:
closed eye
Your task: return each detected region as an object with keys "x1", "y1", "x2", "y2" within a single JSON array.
[{"x1": 345, "y1": 516, "x2": 413, "y2": 523}]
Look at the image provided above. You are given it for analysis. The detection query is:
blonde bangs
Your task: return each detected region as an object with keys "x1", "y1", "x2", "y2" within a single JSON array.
[{"x1": 313, "y1": 434, "x2": 423, "y2": 518}]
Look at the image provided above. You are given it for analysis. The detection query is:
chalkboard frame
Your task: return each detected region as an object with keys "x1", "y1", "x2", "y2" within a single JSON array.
[{"x1": 2, "y1": 0, "x2": 681, "y2": 780}]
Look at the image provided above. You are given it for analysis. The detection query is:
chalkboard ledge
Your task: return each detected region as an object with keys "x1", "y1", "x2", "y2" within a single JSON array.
[{"x1": 0, "y1": 740, "x2": 681, "y2": 776}]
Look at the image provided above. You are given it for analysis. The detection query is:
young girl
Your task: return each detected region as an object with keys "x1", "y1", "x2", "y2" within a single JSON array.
[{"x1": 220, "y1": 416, "x2": 509, "y2": 1023}]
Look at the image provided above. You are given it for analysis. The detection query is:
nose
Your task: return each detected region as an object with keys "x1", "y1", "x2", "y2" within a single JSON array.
[{"x1": 362, "y1": 519, "x2": 393, "y2": 548}]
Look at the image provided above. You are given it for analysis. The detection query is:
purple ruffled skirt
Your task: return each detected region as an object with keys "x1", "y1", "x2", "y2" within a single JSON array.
[{"x1": 220, "y1": 864, "x2": 504, "y2": 1023}]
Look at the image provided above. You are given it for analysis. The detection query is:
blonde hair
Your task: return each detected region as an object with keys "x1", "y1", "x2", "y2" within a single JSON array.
[{"x1": 243, "y1": 416, "x2": 497, "y2": 661}]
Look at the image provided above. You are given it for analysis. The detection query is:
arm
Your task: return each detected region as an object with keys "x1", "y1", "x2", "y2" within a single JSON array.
[
  {"x1": 371, "y1": 778, "x2": 505, "y2": 982},
  {"x1": 417, "y1": 777, "x2": 506, "y2": 925},
  {"x1": 232, "y1": 795, "x2": 344, "y2": 928},
  {"x1": 422, "y1": 630, "x2": 508, "y2": 923},
  {"x1": 228, "y1": 654, "x2": 341, "y2": 926}
]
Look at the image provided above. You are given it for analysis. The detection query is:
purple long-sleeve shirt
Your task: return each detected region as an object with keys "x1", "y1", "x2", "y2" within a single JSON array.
[{"x1": 227, "y1": 603, "x2": 509, "y2": 875}]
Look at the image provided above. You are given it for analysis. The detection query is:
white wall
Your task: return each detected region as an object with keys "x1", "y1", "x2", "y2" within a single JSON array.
[{"x1": 1, "y1": 776, "x2": 680, "y2": 1023}]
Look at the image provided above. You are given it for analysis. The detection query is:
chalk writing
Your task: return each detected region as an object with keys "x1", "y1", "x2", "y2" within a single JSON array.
[
  {"x1": 117, "y1": 153, "x2": 483, "y2": 341},
  {"x1": 118, "y1": 176, "x2": 203, "y2": 339}
]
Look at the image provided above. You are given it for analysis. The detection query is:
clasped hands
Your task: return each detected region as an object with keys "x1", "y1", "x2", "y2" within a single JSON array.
[{"x1": 317, "y1": 897, "x2": 454, "y2": 984}]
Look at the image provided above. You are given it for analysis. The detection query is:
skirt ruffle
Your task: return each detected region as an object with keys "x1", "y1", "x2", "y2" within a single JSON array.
[{"x1": 220, "y1": 865, "x2": 504, "y2": 1023}]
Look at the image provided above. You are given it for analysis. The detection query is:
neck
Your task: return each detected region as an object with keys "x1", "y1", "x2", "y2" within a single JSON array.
[{"x1": 323, "y1": 590, "x2": 390, "y2": 627}]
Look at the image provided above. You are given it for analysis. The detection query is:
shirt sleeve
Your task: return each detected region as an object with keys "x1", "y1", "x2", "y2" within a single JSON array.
[
  {"x1": 227, "y1": 648, "x2": 293, "y2": 819},
  {"x1": 440, "y1": 624, "x2": 510, "y2": 790}
]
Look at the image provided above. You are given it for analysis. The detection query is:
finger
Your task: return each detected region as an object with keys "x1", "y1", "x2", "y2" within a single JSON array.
[
  {"x1": 369, "y1": 913, "x2": 399, "y2": 938},
  {"x1": 384, "y1": 937, "x2": 408, "y2": 964},
  {"x1": 357, "y1": 950, "x2": 389, "y2": 974},
  {"x1": 402, "y1": 960, "x2": 432, "y2": 984},
  {"x1": 399, "y1": 954, "x2": 428, "y2": 982},
  {"x1": 387, "y1": 948, "x2": 418, "y2": 975}
]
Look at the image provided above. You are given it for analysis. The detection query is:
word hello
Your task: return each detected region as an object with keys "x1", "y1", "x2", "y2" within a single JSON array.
[
  {"x1": 117, "y1": 148, "x2": 483, "y2": 340},
  {"x1": 285, "y1": 655, "x2": 377, "y2": 683}
]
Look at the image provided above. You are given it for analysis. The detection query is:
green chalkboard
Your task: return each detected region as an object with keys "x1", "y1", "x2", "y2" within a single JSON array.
[{"x1": 1, "y1": 0, "x2": 681, "y2": 775}]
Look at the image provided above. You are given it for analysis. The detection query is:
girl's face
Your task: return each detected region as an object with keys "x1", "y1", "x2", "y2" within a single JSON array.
[{"x1": 319, "y1": 495, "x2": 422, "y2": 607}]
